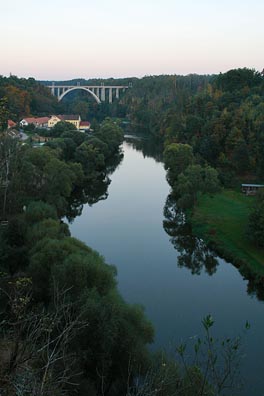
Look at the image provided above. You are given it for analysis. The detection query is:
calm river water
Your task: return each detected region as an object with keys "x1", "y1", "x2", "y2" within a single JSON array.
[{"x1": 70, "y1": 138, "x2": 264, "y2": 395}]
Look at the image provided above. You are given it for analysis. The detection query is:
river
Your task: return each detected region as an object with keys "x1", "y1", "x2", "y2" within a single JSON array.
[{"x1": 69, "y1": 138, "x2": 264, "y2": 395}]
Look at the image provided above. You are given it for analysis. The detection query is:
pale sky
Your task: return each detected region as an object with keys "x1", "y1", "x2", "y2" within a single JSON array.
[{"x1": 1, "y1": 0, "x2": 263, "y2": 80}]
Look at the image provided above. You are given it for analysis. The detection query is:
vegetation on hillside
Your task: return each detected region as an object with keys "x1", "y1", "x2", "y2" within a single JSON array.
[
  {"x1": 0, "y1": 70, "x2": 258, "y2": 394},
  {"x1": 0, "y1": 75, "x2": 61, "y2": 120}
]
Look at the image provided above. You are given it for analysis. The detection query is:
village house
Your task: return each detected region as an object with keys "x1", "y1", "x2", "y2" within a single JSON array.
[
  {"x1": 20, "y1": 117, "x2": 50, "y2": 128},
  {"x1": 47, "y1": 115, "x2": 81, "y2": 129},
  {"x1": 47, "y1": 115, "x2": 61, "y2": 128},
  {"x1": 7, "y1": 120, "x2": 16, "y2": 129},
  {"x1": 241, "y1": 184, "x2": 264, "y2": 195},
  {"x1": 20, "y1": 115, "x2": 90, "y2": 131},
  {"x1": 79, "y1": 121, "x2": 91, "y2": 131}
]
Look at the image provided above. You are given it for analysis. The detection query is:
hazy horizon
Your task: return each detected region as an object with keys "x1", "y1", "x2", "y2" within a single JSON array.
[
  {"x1": 1, "y1": 0, "x2": 263, "y2": 80},
  {"x1": 2, "y1": 68, "x2": 262, "y2": 82}
]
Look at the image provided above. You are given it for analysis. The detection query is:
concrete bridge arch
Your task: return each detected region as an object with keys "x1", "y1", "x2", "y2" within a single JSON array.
[{"x1": 58, "y1": 86, "x2": 101, "y2": 103}]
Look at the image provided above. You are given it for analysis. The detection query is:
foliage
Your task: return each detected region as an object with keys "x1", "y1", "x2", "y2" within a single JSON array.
[
  {"x1": 128, "y1": 315, "x2": 247, "y2": 396},
  {"x1": 163, "y1": 142, "x2": 220, "y2": 209},
  {"x1": 52, "y1": 120, "x2": 77, "y2": 137},
  {"x1": 0, "y1": 97, "x2": 9, "y2": 131},
  {"x1": 247, "y1": 191, "x2": 264, "y2": 247},
  {"x1": 191, "y1": 190, "x2": 264, "y2": 275},
  {"x1": 0, "y1": 278, "x2": 89, "y2": 396},
  {"x1": 214, "y1": 68, "x2": 262, "y2": 92},
  {"x1": 163, "y1": 143, "x2": 194, "y2": 186},
  {"x1": 94, "y1": 118, "x2": 124, "y2": 157},
  {"x1": 0, "y1": 116, "x2": 155, "y2": 396},
  {"x1": 163, "y1": 195, "x2": 219, "y2": 276},
  {"x1": 0, "y1": 75, "x2": 60, "y2": 120}
]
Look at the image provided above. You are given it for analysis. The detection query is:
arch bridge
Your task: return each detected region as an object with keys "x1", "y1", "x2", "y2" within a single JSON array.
[{"x1": 48, "y1": 82, "x2": 130, "y2": 104}]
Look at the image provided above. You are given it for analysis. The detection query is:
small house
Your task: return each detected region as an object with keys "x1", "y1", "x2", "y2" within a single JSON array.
[
  {"x1": 241, "y1": 184, "x2": 264, "y2": 195},
  {"x1": 79, "y1": 121, "x2": 91, "y2": 131},
  {"x1": 7, "y1": 120, "x2": 16, "y2": 129}
]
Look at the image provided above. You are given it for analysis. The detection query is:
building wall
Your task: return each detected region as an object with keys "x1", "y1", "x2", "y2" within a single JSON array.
[
  {"x1": 48, "y1": 116, "x2": 81, "y2": 129},
  {"x1": 48, "y1": 116, "x2": 61, "y2": 128},
  {"x1": 64, "y1": 119, "x2": 80, "y2": 129}
]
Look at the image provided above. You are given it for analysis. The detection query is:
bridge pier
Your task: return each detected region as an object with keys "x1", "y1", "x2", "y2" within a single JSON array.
[
  {"x1": 52, "y1": 82, "x2": 55, "y2": 95},
  {"x1": 101, "y1": 87, "x2": 105, "y2": 101},
  {"x1": 116, "y1": 88, "x2": 119, "y2": 99},
  {"x1": 109, "y1": 88, "x2": 113, "y2": 103}
]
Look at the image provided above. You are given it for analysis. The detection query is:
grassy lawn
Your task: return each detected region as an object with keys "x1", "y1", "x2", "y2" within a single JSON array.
[{"x1": 192, "y1": 190, "x2": 264, "y2": 275}]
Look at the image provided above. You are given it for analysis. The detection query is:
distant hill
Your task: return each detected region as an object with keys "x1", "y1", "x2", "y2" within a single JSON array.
[{"x1": 0, "y1": 75, "x2": 61, "y2": 120}]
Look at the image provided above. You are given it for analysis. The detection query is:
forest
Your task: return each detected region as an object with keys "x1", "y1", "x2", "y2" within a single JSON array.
[{"x1": 0, "y1": 69, "x2": 263, "y2": 395}]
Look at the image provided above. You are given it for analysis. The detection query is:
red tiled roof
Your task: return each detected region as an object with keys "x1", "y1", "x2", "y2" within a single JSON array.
[
  {"x1": 35, "y1": 117, "x2": 50, "y2": 124},
  {"x1": 80, "y1": 121, "x2": 90, "y2": 126},
  {"x1": 8, "y1": 120, "x2": 16, "y2": 128},
  {"x1": 24, "y1": 117, "x2": 38, "y2": 124},
  {"x1": 58, "y1": 115, "x2": 80, "y2": 121}
]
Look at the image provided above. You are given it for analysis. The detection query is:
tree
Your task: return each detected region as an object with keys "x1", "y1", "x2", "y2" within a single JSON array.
[
  {"x1": 19, "y1": 147, "x2": 81, "y2": 215},
  {"x1": 0, "y1": 278, "x2": 88, "y2": 396},
  {"x1": 163, "y1": 143, "x2": 194, "y2": 187},
  {"x1": 52, "y1": 121, "x2": 77, "y2": 137},
  {"x1": 25, "y1": 200, "x2": 57, "y2": 224},
  {"x1": 215, "y1": 68, "x2": 262, "y2": 92},
  {"x1": 128, "y1": 315, "x2": 246, "y2": 396},
  {"x1": 0, "y1": 97, "x2": 9, "y2": 131},
  {"x1": 75, "y1": 142, "x2": 105, "y2": 178},
  {"x1": 175, "y1": 165, "x2": 220, "y2": 209},
  {"x1": 247, "y1": 192, "x2": 264, "y2": 247},
  {"x1": 94, "y1": 118, "x2": 123, "y2": 157}
]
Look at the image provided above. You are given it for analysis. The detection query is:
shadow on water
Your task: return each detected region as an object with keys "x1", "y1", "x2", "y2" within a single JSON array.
[
  {"x1": 65, "y1": 151, "x2": 124, "y2": 222},
  {"x1": 163, "y1": 194, "x2": 264, "y2": 301},
  {"x1": 163, "y1": 194, "x2": 219, "y2": 276},
  {"x1": 239, "y1": 265, "x2": 264, "y2": 301},
  {"x1": 124, "y1": 134, "x2": 164, "y2": 163}
]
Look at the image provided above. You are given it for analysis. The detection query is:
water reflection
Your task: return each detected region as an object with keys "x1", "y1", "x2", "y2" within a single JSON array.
[
  {"x1": 239, "y1": 266, "x2": 264, "y2": 301},
  {"x1": 124, "y1": 134, "x2": 163, "y2": 162},
  {"x1": 163, "y1": 194, "x2": 264, "y2": 301},
  {"x1": 66, "y1": 152, "x2": 124, "y2": 222},
  {"x1": 163, "y1": 194, "x2": 218, "y2": 275}
]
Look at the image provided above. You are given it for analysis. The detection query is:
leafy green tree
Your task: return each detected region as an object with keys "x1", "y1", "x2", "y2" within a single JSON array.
[
  {"x1": 163, "y1": 143, "x2": 194, "y2": 187},
  {"x1": 75, "y1": 142, "x2": 105, "y2": 178},
  {"x1": 215, "y1": 68, "x2": 262, "y2": 92},
  {"x1": 94, "y1": 118, "x2": 123, "y2": 157},
  {"x1": 19, "y1": 147, "x2": 81, "y2": 214},
  {"x1": 52, "y1": 121, "x2": 77, "y2": 137},
  {"x1": 0, "y1": 97, "x2": 9, "y2": 131},
  {"x1": 175, "y1": 164, "x2": 204, "y2": 208},
  {"x1": 86, "y1": 137, "x2": 109, "y2": 158},
  {"x1": 26, "y1": 218, "x2": 70, "y2": 248},
  {"x1": 175, "y1": 165, "x2": 220, "y2": 208},
  {"x1": 25, "y1": 200, "x2": 57, "y2": 223}
]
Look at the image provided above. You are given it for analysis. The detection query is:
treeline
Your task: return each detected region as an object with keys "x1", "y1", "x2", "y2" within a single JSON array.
[
  {"x1": 0, "y1": 115, "x2": 244, "y2": 395},
  {"x1": 0, "y1": 75, "x2": 61, "y2": 120},
  {"x1": 160, "y1": 68, "x2": 264, "y2": 182},
  {"x1": 40, "y1": 74, "x2": 212, "y2": 127},
  {"x1": 0, "y1": 119, "x2": 157, "y2": 395},
  {"x1": 123, "y1": 74, "x2": 212, "y2": 136},
  {"x1": 1, "y1": 118, "x2": 124, "y2": 218},
  {"x1": 117, "y1": 68, "x2": 264, "y2": 183}
]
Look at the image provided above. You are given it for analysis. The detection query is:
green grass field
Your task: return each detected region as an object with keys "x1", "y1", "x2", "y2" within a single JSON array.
[{"x1": 191, "y1": 190, "x2": 264, "y2": 275}]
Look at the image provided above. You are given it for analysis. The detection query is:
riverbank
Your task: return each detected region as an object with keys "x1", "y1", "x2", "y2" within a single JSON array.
[{"x1": 191, "y1": 190, "x2": 264, "y2": 275}]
